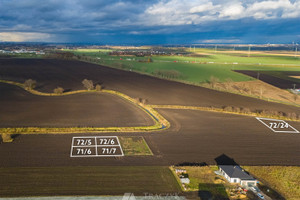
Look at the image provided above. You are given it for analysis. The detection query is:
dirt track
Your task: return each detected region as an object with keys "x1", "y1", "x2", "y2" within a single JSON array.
[{"x1": 1, "y1": 59, "x2": 300, "y2": 115}]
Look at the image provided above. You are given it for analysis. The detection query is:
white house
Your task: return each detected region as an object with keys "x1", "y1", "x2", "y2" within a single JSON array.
[
  {"x1": 180, "y1": 177, "x2": 190, "y2": 184},
  {"x1": 218, "y1": 165, "x2": 257, "y2": 188}
]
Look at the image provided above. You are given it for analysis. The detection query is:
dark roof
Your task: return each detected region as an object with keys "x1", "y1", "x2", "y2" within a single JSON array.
[{"x1": 219, "y1": 165, "x2": 256, "y2": 180}]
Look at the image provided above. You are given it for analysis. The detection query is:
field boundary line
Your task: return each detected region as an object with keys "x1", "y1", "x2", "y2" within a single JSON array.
[{"x1": 151, "y1": 105, "x2": 300, "y2": 122}]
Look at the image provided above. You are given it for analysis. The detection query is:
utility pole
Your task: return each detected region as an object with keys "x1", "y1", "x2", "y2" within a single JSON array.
[
  {"x1": 248, "y1": 45, "x2": 251, "y2": 57},
  {"x1": 215, "y1": 45, "x2": 217, "y2": 53}
]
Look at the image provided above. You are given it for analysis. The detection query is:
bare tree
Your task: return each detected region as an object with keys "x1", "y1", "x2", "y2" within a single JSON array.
[
  {"x1": 224, "y1": 78, "x2": 233, "y2": 91},
  {"x1": 24, "y1": 79, "x2": 36, "y2": 90},
  {"x1": 209, "y1": 76, "x2": 219, "y2": 89},
  {"x1": 54, "y1": 87, "x2": 64, "y2": 94},
  {"x1": 293, "y1": 93, "x2": 298, "y2": 102},
  {"x1": 259, "y1": 86, "x2": 265, "y2": 99},
  {"x1": 82, "y1": 79, "x2": 94, "y2": 90}
]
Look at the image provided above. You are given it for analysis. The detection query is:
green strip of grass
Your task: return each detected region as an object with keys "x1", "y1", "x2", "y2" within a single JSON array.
[
  {"x1": 0, "y1": 166, "x2": 182, "y2": 197},
  {"x1": 172, "y1": 166, "x2": 229, "y2": 199},
  {"x1": 119, "y1": 136, "x2": 153, "y2": 156}
]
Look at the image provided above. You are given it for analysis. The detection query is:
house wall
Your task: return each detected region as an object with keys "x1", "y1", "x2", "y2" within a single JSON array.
[
  {"x1": 241, "y1": 180, "x2": 257, "y2": 187},
  {"x1": 230, "y1": 177, "x2": 241, "y2": 184}
]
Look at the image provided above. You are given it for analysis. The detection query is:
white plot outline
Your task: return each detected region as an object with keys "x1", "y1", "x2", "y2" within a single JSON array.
[
  {"x1": 256, "y1": 117, "x2": 299, "y2": 133},
  {"x1": 70, "y1": 136, "x2": 124, "y2": 157}
]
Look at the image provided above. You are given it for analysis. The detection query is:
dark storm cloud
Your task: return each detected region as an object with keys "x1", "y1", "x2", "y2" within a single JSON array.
[{"x1": 0, "y1": 0, "x2": 299, "y2": 43}]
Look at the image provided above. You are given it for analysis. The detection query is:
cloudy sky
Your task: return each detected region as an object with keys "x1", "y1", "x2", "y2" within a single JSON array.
[{"x1": 0, "y1": 0, "x2": 300, "y2": 44}]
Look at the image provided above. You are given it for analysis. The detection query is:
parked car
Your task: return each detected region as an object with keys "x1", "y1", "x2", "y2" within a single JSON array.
[
  {"x1": 257, "y1": 193, "x2": 265, "y2": 199},
  {"x1": 250, "y1": 186, "x2": 260, "y2": 193}
]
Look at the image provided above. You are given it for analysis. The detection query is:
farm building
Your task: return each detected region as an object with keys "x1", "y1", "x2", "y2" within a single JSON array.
[{"x1": 218, "y1": 165, "x2": 257, "y2": 188}]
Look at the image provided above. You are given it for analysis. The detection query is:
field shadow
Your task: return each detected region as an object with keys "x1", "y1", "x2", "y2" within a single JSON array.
[
  {"x1": 215, "y1": 154, "x2": 238, "y2": 165},
  {"x1": 35, "y1": 83, "x2": 46, "y2": 90},
  {"x1": 198, "y1": 183, "x2": 229, "y2": 200},
  {"x1": 11, "y1": 134, "x2": 21, "y2": 140},
  {"x1": 175, "y1": 162, "x2": 207, "y2": 166},
  {"x1": 278, "y1": 94, "x2": 289, "y2": 101},
  {"x1": 64, "y1": 88, "x2": 72, "y2": 92}
]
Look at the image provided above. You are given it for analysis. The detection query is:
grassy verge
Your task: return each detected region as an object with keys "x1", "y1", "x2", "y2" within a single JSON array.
[
  {"x1": 243, "y1": 166, "x2": 300, "y2": 200},
  {"x1": 0, "y1": 166, "x2": 182, "y2": 197},
  {"x1": 152, "y1": 105, "x2": 300, "y2": 122},
  {"x1": 119, "y1": 136, "x2": 153, "y2": 156}
]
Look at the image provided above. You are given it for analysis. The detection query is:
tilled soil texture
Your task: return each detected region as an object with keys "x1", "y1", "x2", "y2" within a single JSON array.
[
  {"x1": 0, "y1": 83, "x2": 153, "y2": 127},
  {"x1": 1, "y1": 110, "x2": 299, "y2": 167},
  {"x1": 0, "y1": 59, "x2": 300, "y2": 115},
  {"x1": 235, "y1": 70, "x2": 300, "y2": 89}
]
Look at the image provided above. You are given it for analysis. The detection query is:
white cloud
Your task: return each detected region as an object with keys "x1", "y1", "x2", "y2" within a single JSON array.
[
  {"x1": 142, "y1": 0, "x2": 300, "y2": 26},
  {"x1": 246, "y1": 0, "x2": 298, "y2": 19},
  {"x1": 189, "y1": 2, "x2": 217, "y2": 14},
  {"x1": 219, "y1": 3, "x2": 245, "y2": 19},
  {"x1": 0, "y1": 32, "x2": 51, "y2": 42}
]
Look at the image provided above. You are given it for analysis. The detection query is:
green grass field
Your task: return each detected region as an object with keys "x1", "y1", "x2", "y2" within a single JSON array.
[
  {"x1": 0, "y1": 166, "x2": 182, "y2": 197},
  {"x1": 64, "y1": 48, "x2": 300, "y2": 84},
  {"x1": 244, "y1": 166, "x2": 300, "y2": 200},
  {"x1": 174, "y1": 166, "x2": 229, "y2": 199},
  {"x1": 119, "y1": 136, "x2": 153, "y2": 156}
]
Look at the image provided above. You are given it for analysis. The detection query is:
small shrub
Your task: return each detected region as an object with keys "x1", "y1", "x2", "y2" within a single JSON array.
[
  {"x1": 209, "y1": 76, "x2": 219, "y2": 89},
  {"x1": 152, "y1": 69, "x2": 182, "y2": 79},
  {"x1": 223, "y1": 106, "x2": 233, "y2": 112},
  {"x1": 24, "y1": 79, "x2": 36, "y2": 90},
  {"x1": 53, "y1": 87, "x2": 64, "y2": 94},
  {"x1": 141, "y1": 98, "x2": 147, "y2": 105},
  {"x1": 232, "y1": 107, "x2": 241, "y2": 113},
  {"x1": 224, "y1": 78, "x2": 233, "y2": 90},
  {"x1": 82, "y1": 79, "x2": 94, "y2": 90},
  {"x1": 1, "y1": 133, "x2": 13, "y2": 142},
  {"x1": 95, "y1": 84, "x2": 102, "y2": 91},
  {"x1": 293, "y1": 94, "x2": 298, "y2": 102},
  {"x1": 287, "y1": 112, "x2": 297, "y2": 120},
  {"x1": 241, "y1": 107, "x2": 251, "y2": 114}
]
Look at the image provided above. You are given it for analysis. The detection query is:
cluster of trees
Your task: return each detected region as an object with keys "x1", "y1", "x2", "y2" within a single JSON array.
[
  {"x1": 45, "y1": 52, "x2": 75, "y2": 60},
  {"x1": 23, "y1": 78, "x2": 102, "y2": 94},
  {"x1": 221, "y1": 105, "x2": 300, "y2": 120},
  {"x1": 82, "y1": 79, "x2": 102, "y2": 91},
  {"x1": 54, "y1": 87, "x2": 64, "y2": 94},
  {"x1": 152, "y1": 69, "x2": 183, "y2": 79},
  {"x1": 222, "y1": 106, "x2": 251, "y2": 114},
  {"x1": 24, "y1": 79, "x2": 36, "y2": 90}
]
